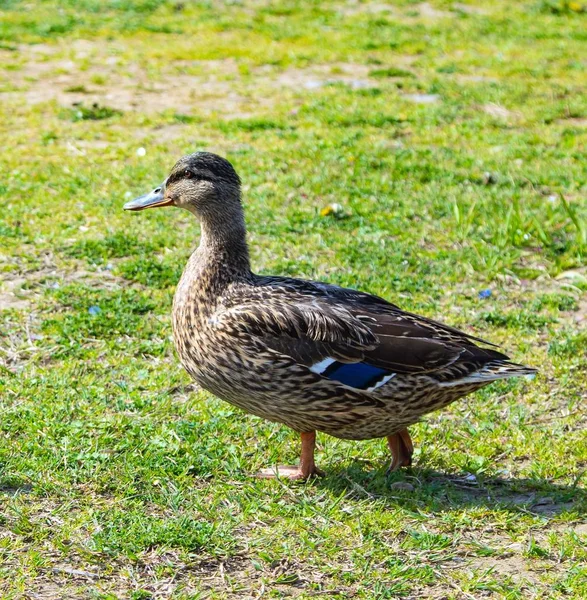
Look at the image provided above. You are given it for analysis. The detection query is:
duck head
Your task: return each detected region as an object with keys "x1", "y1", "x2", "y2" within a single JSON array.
[{"x1": 124, "y1": 151, "x2": 242, "y2": 218}]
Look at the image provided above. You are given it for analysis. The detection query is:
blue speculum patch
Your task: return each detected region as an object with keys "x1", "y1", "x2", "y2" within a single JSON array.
[{"x1": 321, "y1": 361, "x2": 392, "y2": 389}]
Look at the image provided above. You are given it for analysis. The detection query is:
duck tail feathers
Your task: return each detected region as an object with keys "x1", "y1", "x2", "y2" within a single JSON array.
[
  {"x1": 482, "y1": 361, "x2": 537, "y2": 380},
  {"x1": 438, "y1": 361, "x2": 537, "y2": 387}
]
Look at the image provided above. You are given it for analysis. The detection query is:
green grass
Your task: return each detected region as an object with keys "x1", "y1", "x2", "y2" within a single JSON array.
[{"x1": 0, "y1": 0, "x2": 586, "y2": 598}]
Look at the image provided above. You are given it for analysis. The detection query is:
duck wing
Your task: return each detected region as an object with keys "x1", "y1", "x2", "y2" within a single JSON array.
[
  {"x1": 211, "y1": 294, "x2": 378, "y2": 360},
  {"x1": 211, "y1": 277, "x2": 515, "y2": 393}
]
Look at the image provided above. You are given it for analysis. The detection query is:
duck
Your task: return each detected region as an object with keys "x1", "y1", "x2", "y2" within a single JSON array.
[{"x1": 124, "y1": 152, "x2": 536, "y2": 480}]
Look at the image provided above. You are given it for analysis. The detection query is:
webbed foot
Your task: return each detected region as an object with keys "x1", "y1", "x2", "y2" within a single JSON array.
[
  {"x1": 257, "y1": 431, "x2": 324, "y2": 481},
  {"x1": 257, "y1": 464, "x2": 325, "y2": 481}
]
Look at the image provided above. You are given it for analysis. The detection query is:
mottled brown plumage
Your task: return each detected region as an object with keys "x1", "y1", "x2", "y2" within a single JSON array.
[{"x1": 124, "y1": 152, "x2": 536, "y2": 480}]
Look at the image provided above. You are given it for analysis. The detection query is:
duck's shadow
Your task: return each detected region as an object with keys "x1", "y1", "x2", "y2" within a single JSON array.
[{"x1": 316, "y1": 465, "x2": 586, "y2": 517}]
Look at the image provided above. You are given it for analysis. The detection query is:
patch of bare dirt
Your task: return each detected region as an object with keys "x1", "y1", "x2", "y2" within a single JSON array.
[
  {"x1": 2, "y1": 42, "x2": 391, "y2": 117},
  {"x1": 558, "y1": 117, "x2": 587, "y2": 127},
  {"x1": 272, "y1": 62, "x2": 374, "y2": 90},
  {"x1": 482, "y1": 103, "x2": 521, "y2": 120},
  {"x1": 465, "y1": 554, "x2": 544, "y2": 586},
  {"x1": 456, "y1": 74, "x2": 499, "y2": 83},
  {"x1": 403, "y1": 92, "x2": 440, "y2": 104},
  {"x1": 0, "y1": 292, "x2": 30, "y2": 310},
  {"x1": 149, "y1": 123, "x2": 189, "y2": 142},
  {"x1": 415, "y1": 2, "x2": 452, "y2": 19},
  {"x1": 452, "y1": 3, "x2": 487, "y2": 14},
  {"x1": 19, "y1": 580, "x2": 87, "y2": 600},
  {"x1": 1, "y1": 43, "x2": 249, "y2": 116},
  {"x1": 0, "y1": 266, "x2": 42, "y2": 312},
  {"x1": 7, "y1": 73, "x2": 248, "y2": 118},
  {"x1": 336, "y1": 1, "x2": 457, "y2": 20},
  {"x1": 58, "y1": 266, "x2": 127, "y2": 291}
]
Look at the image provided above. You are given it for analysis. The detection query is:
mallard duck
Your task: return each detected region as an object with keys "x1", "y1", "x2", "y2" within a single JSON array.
[{"x1": 124, "y1": 152, "x2": 536, "y2": 480}]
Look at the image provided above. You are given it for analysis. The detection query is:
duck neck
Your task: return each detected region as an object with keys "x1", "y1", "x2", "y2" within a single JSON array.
[{"x1": 197, "y1": 204, "x2": 251, "y2": 277}]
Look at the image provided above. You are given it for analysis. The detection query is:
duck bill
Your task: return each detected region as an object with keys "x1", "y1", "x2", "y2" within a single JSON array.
[{"x1": 123, "y1": 182, "x2": 172, "y2": 211}]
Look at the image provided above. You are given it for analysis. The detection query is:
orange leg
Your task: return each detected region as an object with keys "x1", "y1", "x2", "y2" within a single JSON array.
[
  {"x1": 387, "y1": 428, "x2": 414, "y2": 473},
  {"x1": 257, "y1": 431, "x2": 325, "y2": 481}
]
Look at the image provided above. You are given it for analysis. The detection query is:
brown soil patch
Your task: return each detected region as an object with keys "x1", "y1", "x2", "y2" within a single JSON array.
[
  {"x1": 416, "y1": 2, "x2": 452, "y2": 19},
  {"x1": 482, "y1": 103, "x2": 519, "y2": 119},
  {"x1": 2, "y1": 43, "x2": 250, "y2": 116},
  {"x1": 452, "y1": 3, "x2": 487, "y2": 15},
  {"x1": 465, "y1": 554, "x2": 544, "y2": 586},
  {"x1": 2, "y1": 42, "x2": 385, "y2": 117},
  {"x1": 558, "y1": 117, "x2": 587, "y2": 127},
  {"x1": 0, "y1": 292, "x2": 30, "y2": 310},
  {"x1": 272, "y1": 62, "x2": 373, "y2": 90},
  {"x1": 336, "y1": 1, "x2": 457, "y2": 20},
  {"x1": 456, "y1": 74, "x2": 499, "y2": 83}
]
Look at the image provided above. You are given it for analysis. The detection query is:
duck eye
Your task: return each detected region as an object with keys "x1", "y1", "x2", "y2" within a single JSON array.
[{"x1": 184, "y1": 170, "x2": 193, "y2": 179}]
